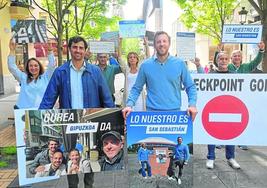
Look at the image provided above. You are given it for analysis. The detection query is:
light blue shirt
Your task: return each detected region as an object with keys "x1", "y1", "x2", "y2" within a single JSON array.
[
  {"x1": 173, "y1": 144, "x2": 190, "y2": 161},
  {"x1": 70, "y1": 61, "x2": 86, "y2": 109},
  {"x1": 127, "y1": 55, "x2": 197, "y2": 110},
  {"x1": 8, "y1": 54, "x2": 55, "y2": 109}
]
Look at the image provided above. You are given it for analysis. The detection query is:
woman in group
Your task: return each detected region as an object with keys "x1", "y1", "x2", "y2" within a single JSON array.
[
  {"x1": 8, "y1": 39, "x2": 56, "y2": 109},
  {"x1": 120, "y1": 37, "x2": 150, "y2": 111},
  {"x1": 67, "y1": 149, "x2": 91, "y2": 174}
]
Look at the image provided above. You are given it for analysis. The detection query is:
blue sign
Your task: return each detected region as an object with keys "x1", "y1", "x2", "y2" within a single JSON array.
[
  {"x1": 119, "y1": 20, "x2": 146, "y2": 38},
  {"x1": 127, "y1": 111, "x2": 193, "y2": 146},
  {"x1": 222, "y1": 24, "x2": 262, "y2": 44}
]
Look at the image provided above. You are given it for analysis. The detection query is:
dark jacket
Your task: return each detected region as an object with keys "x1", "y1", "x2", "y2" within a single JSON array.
[
  {"x1": 29, "y1": 149, "x2": 51, "y2": 174},
  {"x1": 39, "y1": 61, "x2": 114, "y2": 109},
  {"x1": 99, "y1": 150, "x2": 124, "y2": 171}
]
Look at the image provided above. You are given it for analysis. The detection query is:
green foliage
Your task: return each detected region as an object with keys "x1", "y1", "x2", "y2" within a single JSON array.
[
  {"x1": 0, "y1": 161, "x2": 8, "y2": 168},
  {"x1": 40, "y1": 0, "x2": 122, "y2": 40},
  {"x1": 122, "y1": 38, "x2": 142, "y2": 58},
  {"x1": 1, "y1": 146, "x2": 17, "y2": 155},
  {"x1": 176, "y1": 0, "x2": 240, "y2": 44}
]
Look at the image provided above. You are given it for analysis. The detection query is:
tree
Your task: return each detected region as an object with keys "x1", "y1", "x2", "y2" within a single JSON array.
[
  {"x1": 0, "y1": 0, "x2": 8, "y2": 10},
  {"x1": 32, "y1": 0, "x2": 76, "y2": 65},
  {"x1": 248, "y1": 0, "x2": 267, "y2": 72},
  {"x1": 31, "y1": 0, "x2": 124, "y2": 65},
  {"x1": 175, "y1": 0, "x2": 240, "y2": 44}
]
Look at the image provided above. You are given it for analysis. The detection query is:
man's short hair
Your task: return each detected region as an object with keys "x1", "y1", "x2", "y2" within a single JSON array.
[
  {"x1": 97, "y1": 53, "x2": 109, "y2": 58},
  {"x1": 68, "y1": 36, "x2": 88, "y2": 49},
  {"x1": 53, "y1": 149, "x2": 63, "y2": 156},
  {"x1": 101, "y1": 131, "x2": 122, "y2": 142},
  {"x1": 48, "y1": 138, "x2": 59, "y2": 145},
  {"x1": 177, "y1": 136, "x2": 183, "y2": 141},
  {"x1": 153, "y1": 31, "x2": 171, "y2": 47}
]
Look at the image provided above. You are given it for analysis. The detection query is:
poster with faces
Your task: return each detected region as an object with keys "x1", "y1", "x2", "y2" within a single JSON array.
[
  {"x1": 126, "y1": 111, "x2": 193, "y2": 187},
  {"x1": 15, "y1": 108, "x2": 125, "y2": 186}
]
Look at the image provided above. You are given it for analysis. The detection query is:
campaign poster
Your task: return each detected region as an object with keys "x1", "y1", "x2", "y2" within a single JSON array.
[
  {"x1": 101, "y1": 31, "x2": 119, "y2": 48},
  {"x1": 89, "y1": 41, "x2": 115, "y2": 54},
  {"x1": 127, "y1": 111, "x2": 193, "y2": 188},
  {"x1": 222, "y1": 24, "x2": 262, "y2": 44},
  {"x1": 176, "y1": 32, "x2": 196, "y2": 61},
  {"x1": 11, "y1": 19, "x2": 48, "y2": 44},
  {"x1": 145, "y1": 30, "x2": 155, "y2": 46},
  {"x1": 119, "y1": 20, "x2": 146, "y2": 38},
  {"x1": 15, "y1": 108, "x2": 125, "y2": 186}
]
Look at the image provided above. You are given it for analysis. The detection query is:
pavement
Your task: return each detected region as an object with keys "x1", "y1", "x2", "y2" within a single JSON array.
[{"x1": 1, "y1": 92, "x2": 267, "y2": 187}]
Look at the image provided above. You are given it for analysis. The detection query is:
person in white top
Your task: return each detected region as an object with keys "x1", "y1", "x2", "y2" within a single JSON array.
[
  {"x1": 67, "y1": 149, "x2": 91, "y2": 174},
  {"x1": 120, "y1": 37, "x2": 150, "y2": 111}
]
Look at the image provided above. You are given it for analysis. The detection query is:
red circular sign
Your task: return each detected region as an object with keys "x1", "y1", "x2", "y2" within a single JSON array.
[{"x1": 202, "y1": 95, "x2": 249, "y2": 140}]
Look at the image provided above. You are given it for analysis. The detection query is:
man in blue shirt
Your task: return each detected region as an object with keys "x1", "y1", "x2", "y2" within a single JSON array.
[
  {"x1": 40, "y1": 36, "x2": 114, "y2": 188},
  {"x1": 168, "y1": 137, "x2": 190, "y2": 184},
  {"x1": 137, "y1": 143, "x2": 153, "y2": 178},
  {"x1": 122, "y1": 31, "x2": 197, "y2": 120}
]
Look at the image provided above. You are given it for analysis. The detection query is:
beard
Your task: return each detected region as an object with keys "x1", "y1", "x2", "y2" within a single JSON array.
[{"x1": 156, "y1": 47, "x2": 169, "y2": 57}]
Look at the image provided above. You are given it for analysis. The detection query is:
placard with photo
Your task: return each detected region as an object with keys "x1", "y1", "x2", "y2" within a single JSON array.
[
  {"x1": 15, "y1": 108, "x2": 125, "y2": 186},
  {"x1": 127, "y1": 111, "x2": 193, "y2": 187}
]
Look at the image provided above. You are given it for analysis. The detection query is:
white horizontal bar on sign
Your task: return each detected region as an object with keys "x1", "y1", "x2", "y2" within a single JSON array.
[{"x1": 209, "y1": 113, "x2": 242, "y2": 123}]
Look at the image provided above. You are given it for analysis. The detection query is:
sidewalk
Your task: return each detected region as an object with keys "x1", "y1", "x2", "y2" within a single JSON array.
[
  {"x1": 0, "y1": 93, "x2": 18, "y2": 131},
  {"x1": 193, "y1": 144, "x2": 267, "y2": 188},
  {"x1": 0, "y1": 124, "x2": 17, "y2": 188},
  {"x1": 0, "y1": 170, "x2": 18, "y2": 188},
  {"x1": 0, "y1": 93, "x2": 18, "y2": 187}
]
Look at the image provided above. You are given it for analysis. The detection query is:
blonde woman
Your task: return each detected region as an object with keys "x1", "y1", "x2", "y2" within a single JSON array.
[{"x1": 120, "y1": 38, "x2": 150, "y2": 111}]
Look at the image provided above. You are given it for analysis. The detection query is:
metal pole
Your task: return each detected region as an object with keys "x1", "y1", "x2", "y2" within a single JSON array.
[{"x1": 240, "y1": 23, "x2": 244, "y2": 51}]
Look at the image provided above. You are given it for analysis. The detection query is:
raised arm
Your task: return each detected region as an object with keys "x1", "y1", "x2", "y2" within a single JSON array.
[
  {"x1": 144, "y1": 37, "x2": 150, "y2": 58},
  {"x1": 244, "y1": 41, "x2": 265, "y2": 71},
  {"x1": 7, "y1": 39, "x2": 25, "y2": 82},
  {"x1": 192, "y1": 57, "x2": 204, "y2": 73},
  {"x1": 44, "y1": 40, "x2": 57, "y2": 79},
  {"x1": 116, "y1": 37, "x2": 126, "y2": 73}
]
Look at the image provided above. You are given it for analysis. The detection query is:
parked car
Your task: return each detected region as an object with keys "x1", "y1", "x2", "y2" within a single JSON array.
[{"x1": 25, "y1": 146, "x2": 42, "y2": 160}]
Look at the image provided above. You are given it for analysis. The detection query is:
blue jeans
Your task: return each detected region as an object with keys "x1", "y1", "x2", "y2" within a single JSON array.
[
  {"x1": 207, "y1": 145, "x2": 235, "y2": 160},
  {"x1": 141, "y1": 161, "x2": 151, "y2": 177}
]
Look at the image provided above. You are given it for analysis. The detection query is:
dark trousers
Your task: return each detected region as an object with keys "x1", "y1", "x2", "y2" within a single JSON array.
[
  {"x1": 168, "y1": 159, "x2": 185, "y2": 178},
  {"x1": 67, "y1": 173, "x2": 94, "y2": 188}
]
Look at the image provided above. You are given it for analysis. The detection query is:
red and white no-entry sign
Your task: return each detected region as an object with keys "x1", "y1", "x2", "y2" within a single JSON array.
[{"x1": 202, "y1": 95, "x2": 249, "y2": 140}]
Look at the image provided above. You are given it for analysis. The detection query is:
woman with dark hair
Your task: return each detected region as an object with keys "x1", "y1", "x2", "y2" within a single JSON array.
[
  {"x1": 67, "y1": 148, "x2": 91, "y2": 174},
  {"x1": 121, "y1": 38, "x2": 150, "y2": 111},
  {"x1": 8, "y1": 39, "x2": 56, "y2": 109}
]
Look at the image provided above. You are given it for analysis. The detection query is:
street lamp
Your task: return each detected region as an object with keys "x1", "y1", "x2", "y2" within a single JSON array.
[
  {"x1": 63, "y1": 9, "x2": 71, "y2": 61},
  {"x1": 238, "y1": 7, "x2": 248, "y2": 51}
]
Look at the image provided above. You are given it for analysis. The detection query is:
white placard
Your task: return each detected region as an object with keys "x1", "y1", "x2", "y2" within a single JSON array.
[
  {"x1": 222, "y1": 24, "x2": 262, "y2": 44},
  {"x1": 181, "y1": 74, "x2": 267, "y2": 146},
  {"x1": 176, "y1": 32, "x2": 196, "y2": 61},
  {"x1": 89, "y1": 41, "x2": 115, "y2": 53}
]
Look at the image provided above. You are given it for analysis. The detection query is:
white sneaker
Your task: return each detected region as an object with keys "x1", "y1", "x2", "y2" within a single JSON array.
[
  {"x1": 227, "y1": 158, "x2": 240, "y2": 169},
  {"x1": 144, "y1": 176, "x2": 147, "y2": 179},
  {"x1": 168, "y1": 176, "x2": 176, "y2": 181},
  {"x1": 178, "y1": 178, "x2": 182, "y2": 185},
  {"x1": 206, "y1": 159, "x2": 214, "y2": 169}
]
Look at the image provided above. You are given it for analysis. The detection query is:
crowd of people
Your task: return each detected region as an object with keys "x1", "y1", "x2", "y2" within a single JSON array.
[{"x1": 8, "y1": 28, "x2": 266, "y2": 186}]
